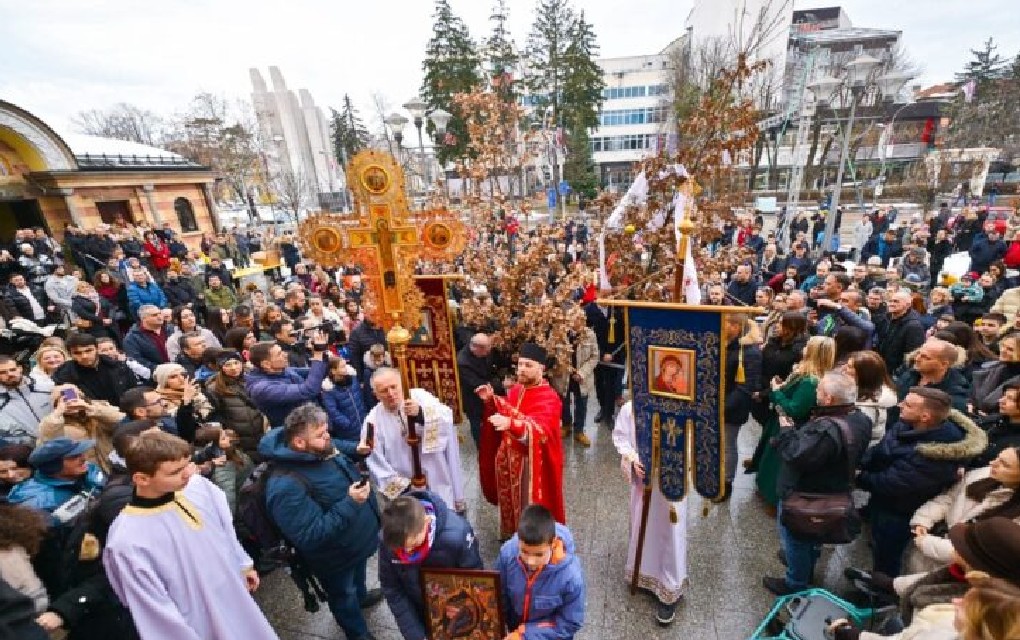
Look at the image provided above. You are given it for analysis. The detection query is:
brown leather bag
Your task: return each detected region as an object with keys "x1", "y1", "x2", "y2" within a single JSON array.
[{"x1": 780, "y1": 416, "x2": 861, "y2": 544}]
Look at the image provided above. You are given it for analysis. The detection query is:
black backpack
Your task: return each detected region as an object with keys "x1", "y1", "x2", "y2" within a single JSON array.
[{"x1": 236, "y1": 462, "x2": 327, "y2": 612}]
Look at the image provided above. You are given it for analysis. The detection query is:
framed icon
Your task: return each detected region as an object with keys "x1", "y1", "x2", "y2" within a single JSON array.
[
  {"x1": 648, "y1": 346, "x2": 696, "y2": 401},
  {"x1": 420, "y1": 568, "x2": 504, "y2": 640},
  {"x1": 410, "y1": 308, "x2": 435, "y2": 347}
]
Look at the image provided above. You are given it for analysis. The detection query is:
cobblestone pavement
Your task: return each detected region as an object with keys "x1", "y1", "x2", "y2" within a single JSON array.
[{"x1": 255, "y1": 411, "x2": 870, "y2": 639}]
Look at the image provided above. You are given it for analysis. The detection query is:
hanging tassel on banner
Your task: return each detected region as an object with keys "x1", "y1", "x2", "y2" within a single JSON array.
[
  {"x1": 736, "y1": 344, "x2": 746, "y2": 384},
  {"x1": 608, "y1": 313, "x2": 616, "y2": 344}
]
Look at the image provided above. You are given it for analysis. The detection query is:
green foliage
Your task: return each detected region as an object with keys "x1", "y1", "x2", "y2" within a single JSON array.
[
  {"x1": 486, "y1": 0, "x2": 519, "y2": 104},
  {"x1": 329, "y1": 94, "x2": 370, "y2": 169},
  {"x1": 563, "y1": 123, "x2": 598, "y2": 198},
  {"x1": 561, "y1": 11, "x2": 605, "y2": 132},
  {"x1": 421, "y1": 0, "x2": 482, "y2": 165},
  {"x1": 525, "y1": 0, "x2": 575, "y2": 113},
  {"x1": 956, "y1": 38, "x2": 1008, "y2": 91}
]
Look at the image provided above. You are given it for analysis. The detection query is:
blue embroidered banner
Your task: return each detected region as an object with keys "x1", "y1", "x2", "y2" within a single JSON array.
[{"x1": 628, "y1": 306, "x2": 726, "y2": 501}]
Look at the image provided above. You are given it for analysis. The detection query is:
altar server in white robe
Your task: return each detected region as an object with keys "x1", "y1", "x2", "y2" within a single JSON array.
[
  {"x1": 612, "y1": 400, "x2": 688, "y2": 627},
  {"x1": 362, "y1": 367, "x2": 466, "y2": 512}
]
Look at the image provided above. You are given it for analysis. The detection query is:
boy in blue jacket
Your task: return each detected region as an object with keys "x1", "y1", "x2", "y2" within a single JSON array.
[
  {"x1": 497, "y1": 505, "x2": 585, "y2": 640},
  {"x1": 378, "y1": 491, "x2": 483, "y2": 640}
]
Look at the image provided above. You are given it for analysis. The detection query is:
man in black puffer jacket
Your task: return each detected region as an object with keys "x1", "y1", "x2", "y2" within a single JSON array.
[{"x1": 378, "y1": 491, "x2": 483, "y2": 640}]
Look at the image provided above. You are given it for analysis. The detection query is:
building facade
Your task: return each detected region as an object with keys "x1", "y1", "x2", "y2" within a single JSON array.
[
  {"x1": 250, "y1": 67, "x2": 343, "y2": 212},
  {"x1": 0, "y1": 100, "x2": 218, "y2": 247}
]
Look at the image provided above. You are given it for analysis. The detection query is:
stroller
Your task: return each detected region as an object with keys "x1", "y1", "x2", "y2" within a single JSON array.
[
  {"x1": 749, "y1": 588, "x2": 898, "y2": 640},
  {"x1": 0, "y1": 314, "x2": 72, "y2": 368}
]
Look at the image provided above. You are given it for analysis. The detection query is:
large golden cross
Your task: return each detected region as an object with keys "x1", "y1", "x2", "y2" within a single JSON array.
[{"x1": 347, "y1": 203, "x2": 420, "y2": 317}]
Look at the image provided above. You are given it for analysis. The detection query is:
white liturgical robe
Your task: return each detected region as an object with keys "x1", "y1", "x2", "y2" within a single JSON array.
[
  {"x1": 363, "y1": 387, "x2": 466, "y2": 508},
  {"x1": 612, "y1": 401, "x2": 689, "y2": 604}
]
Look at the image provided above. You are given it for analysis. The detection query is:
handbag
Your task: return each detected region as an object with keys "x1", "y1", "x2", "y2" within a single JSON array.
[{"x1": 780, "y1": 416, "x2": 862, "y2": 544}]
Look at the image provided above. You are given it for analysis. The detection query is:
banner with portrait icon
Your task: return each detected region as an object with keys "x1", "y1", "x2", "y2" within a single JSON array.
[
  {"x1": 407, "y1": 276, "x2": 463, "y2": 423},
  {"x1": 613, "y1": 302, "x2": 742, "y2": 502}
]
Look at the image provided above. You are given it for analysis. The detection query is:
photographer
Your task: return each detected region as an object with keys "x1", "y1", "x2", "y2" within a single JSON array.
[
  {"x1": 271, "y1": 319, "x2": 311, "y2": 368},
  {"x1": 246, "y1": 332, "x2": 330, "y2": 428}
]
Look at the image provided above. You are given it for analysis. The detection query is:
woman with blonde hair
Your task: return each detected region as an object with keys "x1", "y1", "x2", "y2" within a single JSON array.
[
  {"x1": 753, "y1": 335, "x2": 836, "y2": 509},
  {"x1": 29, "y1": 344, "x2": 67, "y2": 386}
]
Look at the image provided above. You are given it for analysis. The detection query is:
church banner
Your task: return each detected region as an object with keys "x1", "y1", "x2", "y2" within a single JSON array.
[
  {"x1": 622, "y1": 303, "x2": 730, "y2": 501},
  {"x1": 407, "y1": 276, "x2": 462, "y2": 423}
]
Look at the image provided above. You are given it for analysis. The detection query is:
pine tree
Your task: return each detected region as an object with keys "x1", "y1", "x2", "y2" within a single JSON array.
[
  {"x1": 561, "y1": 12, "x2": 605, "y2": 132},
  {"x1": 525, "y1": 0, "x2": 575, "y2": 114},
  {"x1": 559, "y1": 11, "x2": 604, "y2": 196},
  {"x1": 329, "y1": 94, "x2": 370, "y2": 169},
  {"x1": 421, "y1": 0, "x2": 482, "y2": 165},
  {"x1": 486, "y1": 0, "x2": 519, "y2": 104},
  {"x1": 956, "y1": 38, "x2": 1008, "y2": 92}
]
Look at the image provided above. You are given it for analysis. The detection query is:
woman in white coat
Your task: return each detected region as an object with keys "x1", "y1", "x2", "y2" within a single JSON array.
[
  {"x1": 845, "y1": 351, "x2": 897, "y2": 447},
  {"x1": 905, "y1": 446, "x2": 1020, "y2": 575},
  {"x1": 853, "y1": 214, "x2": 874, "y2": 254}
]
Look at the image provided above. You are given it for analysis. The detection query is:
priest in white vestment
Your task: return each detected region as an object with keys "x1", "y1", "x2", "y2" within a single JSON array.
[
  {"x1": 362, "y1": 367, "x2": 466, "y2": 512},
  {"x1": 612, "y1": 400, "x2": 688, "y2": 626}
]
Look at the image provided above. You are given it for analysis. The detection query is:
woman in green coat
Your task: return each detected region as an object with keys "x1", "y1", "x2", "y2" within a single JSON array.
[{"x1": 754, "y1": 335, "x2": 836, "y2": 507}]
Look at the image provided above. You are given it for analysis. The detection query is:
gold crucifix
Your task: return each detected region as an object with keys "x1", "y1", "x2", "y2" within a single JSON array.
[{"x1": 347, "y1": 203, "x2": 420, "y2": 316}]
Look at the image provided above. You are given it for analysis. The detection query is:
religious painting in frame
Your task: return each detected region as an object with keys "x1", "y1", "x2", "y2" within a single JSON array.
[
  {"x1": 647, "y1": 346, "x2": 696, "y2": 401},
  {"x1": 410, "y1": 308, "x2": 435, "y2": 346},
  {"x1": 420, "y1": 568, "x2": 504, "y2": 640}
]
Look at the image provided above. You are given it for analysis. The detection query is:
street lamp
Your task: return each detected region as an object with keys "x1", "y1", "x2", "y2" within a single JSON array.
[
  {"x1": 403, "y1": 97, "x2": 430, "y2": 193},
  {"x1": 428, "y1": 108, "x2": 452, "y2": 196},
  {"x1": 384, "y1": 112, "x2": 409, "y2": 151},
  {"x1": 820, "y1": 55, "x2": 912, "y2": 251}
]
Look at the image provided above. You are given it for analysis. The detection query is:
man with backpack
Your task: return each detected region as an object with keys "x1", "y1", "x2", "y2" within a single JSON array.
[{"x1": 258, "y1": 402, "x2": 383, "y2": 640}]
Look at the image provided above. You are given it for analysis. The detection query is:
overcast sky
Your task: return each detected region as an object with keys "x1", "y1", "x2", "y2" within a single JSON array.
[{"x1": 2, "y1": 0, "x2": 1018, "y2": 139}]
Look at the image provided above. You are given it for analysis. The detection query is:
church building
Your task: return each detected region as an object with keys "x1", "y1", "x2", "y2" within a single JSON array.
[{"x1": 0, "y1": 99, "x2": 219, "y2": 247}]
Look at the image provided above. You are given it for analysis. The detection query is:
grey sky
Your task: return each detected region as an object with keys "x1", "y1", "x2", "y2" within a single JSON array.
[{"x1": 1, "y1": 0, "x2": 1018, "y2": 138}]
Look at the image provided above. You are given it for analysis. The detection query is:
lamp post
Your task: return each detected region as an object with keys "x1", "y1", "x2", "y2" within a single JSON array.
[
  {"x1": 384, "y1": 112, "x2": 409, "y2": 196},
  {"x1": 403, "y1": 97, "x2": 430, "y2": 194},
  {"x1": 815, "y1": 56, "x2": 911, "y2": 251},
  {"x1": 428, "y1": 108, "x2": 452, "y2": 198}
]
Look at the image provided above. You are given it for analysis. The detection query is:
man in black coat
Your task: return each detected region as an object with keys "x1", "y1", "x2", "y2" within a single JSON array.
[
  {"x1": 162, "y1": 270, "x2": 198, "y2": 307},
  {"x1": 585, "y1": 295, "x2": 626, "y2": 424},
  {"x1": 875, "y1": 291, "x2": 926, "y2": 376},
  {"x1": 763, "y1": 371, "x2": 872, "y2": 595},
  {"x1": 971, "y1": 380, "x2": 1020, "y2": 468},
  {"x1": 858, "y1": 387, "x2": 987, "y2": 577},
  {"x1": 891, "y1": 338, "x2": 970, "y2": 423},
  {"x1": 378, "y1": 491, "x2": 482, "y2": 640},
  {"x1": 349, "y1": 309, "x2": 388, "y2": 380},
  {"x1": 53, "y1": 333, "x2": 139, "y2": 406},
  {"x1": 723, "y1": 314, "x2": 762, "y2": 497},
  {"x1": 456, "y1": 333, "x2": 505, "y2": 446},
  {"x1": 726, "y1": 263, "x2": 758, "y2": 307}
]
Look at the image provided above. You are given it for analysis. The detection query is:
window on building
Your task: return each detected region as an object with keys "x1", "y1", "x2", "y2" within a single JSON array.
[
  {"x1": 96, "y1": 201, "x2": 133, "y2": 225},
  {"x1": 174, "y1": 197, "x2": 199, "y2": 232}
]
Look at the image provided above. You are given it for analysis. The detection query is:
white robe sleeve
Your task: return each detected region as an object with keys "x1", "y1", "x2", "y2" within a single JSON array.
[
  {"x1": 197, "y1": 476, "x2": 253, "y2": 572},
  {"x1": 612, "y1": 402, "x2": 638, "y2": 483}
]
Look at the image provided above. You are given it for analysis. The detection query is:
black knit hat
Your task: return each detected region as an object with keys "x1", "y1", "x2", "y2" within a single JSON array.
[
  {"x1": 518, "y1": 342, "x2": 547, "y2": 365},
  {"x1": 949, "y1": 517, "x2": 1020, "y2": 584}
]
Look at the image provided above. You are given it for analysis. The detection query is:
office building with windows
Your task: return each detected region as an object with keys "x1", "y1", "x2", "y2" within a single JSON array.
[{"x1": 593, "y1": 41, "x2": 682, "y2": 191}]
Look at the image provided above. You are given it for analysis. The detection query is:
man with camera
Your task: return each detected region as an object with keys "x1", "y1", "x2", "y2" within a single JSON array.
[
  {"x1": 762, "y1": 372, "x2": 872, "y2": 596},
  {"x1": 258, "y1": 403, "x2": 382, "y2": 640},
  {"x1": 7, "y1": 438, "x2": 105, "y2": 525},
  {"x1": 246, "y1": 331, "x2": 330, "y2": 428},
  {"x1": 271, "y1": 319, "x2": 311, "y2": 368}
]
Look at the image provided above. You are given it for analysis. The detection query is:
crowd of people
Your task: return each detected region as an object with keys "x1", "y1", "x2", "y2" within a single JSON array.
[{"x1": 1, "y1": 198, "x2": 1020, "y2": 640}]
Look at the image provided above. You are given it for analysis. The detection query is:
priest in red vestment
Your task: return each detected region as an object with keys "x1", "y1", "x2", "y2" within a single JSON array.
[{"x1": 477, "y1": 342, "x2": 566, "y2": 539}]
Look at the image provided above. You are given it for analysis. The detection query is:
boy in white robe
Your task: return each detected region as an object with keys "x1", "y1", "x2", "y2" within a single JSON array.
[
  {"x1": 612, "y1": 401, "x2": 688, "y2": 626},
  {"x1": 362, "y1": 367, "x2": 466, "y2": 512},
  {"x1": 103, "y1": 431, "x2": 277, "y2": 640}
]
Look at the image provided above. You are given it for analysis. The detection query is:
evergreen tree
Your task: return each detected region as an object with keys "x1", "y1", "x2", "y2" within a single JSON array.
[
  {"x1": 561, "y1": 11, "x2": 605, "y2": 132},
  {"x1": 956, "y1": 38, "x2": 1008, "y2": 92},
  {"x1": 525, "y1": 0, "x2": 575, "y2": 114},
  {"x1": 421, "y1": 0, "x2": 481, "y2": 165},
  {"x1": 559, "y1": 11, "x2": 604, "y2": 195},
  {"x1": 486, "y1": 0, "x2": 519, "y2": 104},
  {"x1": 329, "y1": 94, "x2": 369, "y2": 169}
]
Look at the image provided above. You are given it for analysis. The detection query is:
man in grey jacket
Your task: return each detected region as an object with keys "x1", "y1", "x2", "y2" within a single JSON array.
[
  {"x1": 0, "y1": 355, "x2": 52, "y2": 445},
  {"x1": 44, "y1": 264, "x2": 78, "y2": 314}
]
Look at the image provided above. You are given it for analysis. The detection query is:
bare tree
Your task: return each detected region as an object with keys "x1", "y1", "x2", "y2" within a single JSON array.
[
  {"x1": 272, "y1": 167, "x2": 314, "y2": 222},
  {"x1": 71, "y1": 103, "x2": 164, "y2": 146}
]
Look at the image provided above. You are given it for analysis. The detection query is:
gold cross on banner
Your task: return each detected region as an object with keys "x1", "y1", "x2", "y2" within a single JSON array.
[
  {"x1": 664, "y1": 417, "x2": 680, "y2": 448},
  {"x1": 347, "y1": 204, "x2": 420, "y2": 316}
]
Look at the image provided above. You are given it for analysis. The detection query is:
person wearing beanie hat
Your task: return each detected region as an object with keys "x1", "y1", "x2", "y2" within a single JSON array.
[
  {"x1": 153, "y1": 363, "x2": 214, "y2": 423},
  {"x1": 7, "y1": 438, "x2": 104, "y2": 523},
  {"x1": 477, "y1": 342, "x2": 566, "y2": 539}
]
